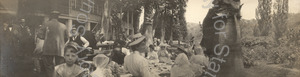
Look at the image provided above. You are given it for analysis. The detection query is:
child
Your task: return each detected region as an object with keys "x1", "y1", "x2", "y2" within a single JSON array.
[{"x1": 54, "y1": 42, "x2": 84, "y2": 77}]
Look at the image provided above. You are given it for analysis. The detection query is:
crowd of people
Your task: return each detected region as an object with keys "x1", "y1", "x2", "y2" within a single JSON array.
[{"x1": 1, "y1": 11, "x2": 209, "y2": 77}]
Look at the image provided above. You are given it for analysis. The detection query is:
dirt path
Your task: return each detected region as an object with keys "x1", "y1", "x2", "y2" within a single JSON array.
[{"x1": 244, "y1": 64, "x2": 300, "y2": 77}]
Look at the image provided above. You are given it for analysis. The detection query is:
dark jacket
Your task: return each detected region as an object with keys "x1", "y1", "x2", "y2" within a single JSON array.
[{"x1": 42, "y1": 19, "x2": 68, "y2": 56}]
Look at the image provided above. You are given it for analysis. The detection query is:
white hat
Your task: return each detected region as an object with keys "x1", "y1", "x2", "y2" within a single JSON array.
[{"x1": 128, "y1": 33, "x2": 146, "y2": 46}]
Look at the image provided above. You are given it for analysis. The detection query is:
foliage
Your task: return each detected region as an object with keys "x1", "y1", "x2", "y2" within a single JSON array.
[
  {"x1": 273, "y1": 0, "x2": 289, "y2": 43},
  {"x1": 242, "y1": 13, "x2": 300, "y2": 68},
  {"x1": 153, "y1": 0, "x2": 188, "y2": 41},
  {"x1": 256, "y1": 0, "x2": 273, "y2": 36}
]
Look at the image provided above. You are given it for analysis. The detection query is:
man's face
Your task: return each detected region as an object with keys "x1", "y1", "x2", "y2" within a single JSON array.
[
  {"x1": 71, "y1": 29, "x2": 78, "y2": 36},
  {"x1": 64, "y1": 48, "x2": 78, "y2": 65}
]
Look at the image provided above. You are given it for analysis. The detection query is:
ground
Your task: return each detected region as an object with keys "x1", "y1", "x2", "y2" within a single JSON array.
[{"x1": 244, "y1": 63, "x2": 300, "y2": 77}]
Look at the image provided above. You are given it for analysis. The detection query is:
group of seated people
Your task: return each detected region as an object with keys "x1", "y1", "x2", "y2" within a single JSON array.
[{"x1": 51, "y1": 32, "x2": 209, "y2": 77}]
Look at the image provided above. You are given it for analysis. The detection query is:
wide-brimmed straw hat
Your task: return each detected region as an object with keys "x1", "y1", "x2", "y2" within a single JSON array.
[
  {"x1": 159, "y1": 43, "x2": 170, "y2": 47},
  {"x1": 176, "y1": 45, "x2": 188, "y2": 54},
  {"x1": 128, "y1": 33, "x2": 146, "y2": 46}
]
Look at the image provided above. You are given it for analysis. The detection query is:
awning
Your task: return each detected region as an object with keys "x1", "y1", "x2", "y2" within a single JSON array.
[{"x1": 0, "y1": 0, "x2": 18, "y2": 15}]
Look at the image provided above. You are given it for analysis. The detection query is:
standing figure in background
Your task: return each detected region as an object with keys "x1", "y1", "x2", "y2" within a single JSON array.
[
  {"x1": 17, "y1": 19, "x2": 33, "y2": 57},
  {"x1": 33, "y1": 25, "x2": 46, "y2": 73},
  {"x1": 68, "y1": 27, "x2": 90, "y2": 48},
  {"x1": 0, "y1": 21, "x2": 19, "y2": 76},
  {"x1": 67, "y1": 27, "x2": 90, "y2": 58},
  {"x1": 42, "y1": 11, "x2": 69, "y2": 77}
]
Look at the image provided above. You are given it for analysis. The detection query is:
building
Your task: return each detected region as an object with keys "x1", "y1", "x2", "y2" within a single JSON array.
[
  {"x1": 0, "y1": 0, "x2": 19, "y2": 24},
  {"x1": 2, "y1": 0, "x2": 134, "y2": 41},
  {"x1": 18, "y1": 0, "x2": 104, "y2": 33}
]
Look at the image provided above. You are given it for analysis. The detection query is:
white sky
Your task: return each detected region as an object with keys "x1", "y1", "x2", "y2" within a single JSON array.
[{"x1": 185, "y1": 0, "x2": 300, "y2": 23}]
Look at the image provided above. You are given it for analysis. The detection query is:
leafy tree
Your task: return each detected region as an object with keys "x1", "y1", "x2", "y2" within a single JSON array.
[
  {"x1": 273, "y1": 0, "x2": 289, "y2": 43},
  {"x1": 256, "y1": 0, "x2": 273, "y2": 36}
]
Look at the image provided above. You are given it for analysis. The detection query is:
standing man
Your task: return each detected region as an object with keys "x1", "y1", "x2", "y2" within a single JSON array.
[
  {"x1": 42, "y1": 11, "x2": 69, "y2": 77},
  {"x1": 17, "y1": 19, "x2": 33, "y2": 56},
  {"x1": 67, "y1": 27, "x2": 90, "y2": 58}
]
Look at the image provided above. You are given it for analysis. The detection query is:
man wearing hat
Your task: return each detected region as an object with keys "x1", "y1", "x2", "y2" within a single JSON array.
[
  {"x1": 18, "y1": 18, "x2": 34, "y2": 57},
  {"x1": 123, "y1": 33, "x2": 155, "y2": 77},
  {"x1": 42, "y1": 11, "x2": 69, "y2": 77}
]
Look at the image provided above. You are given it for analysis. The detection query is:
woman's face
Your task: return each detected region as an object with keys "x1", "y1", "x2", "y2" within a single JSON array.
[{"x1": 64, "y1": 48, "x2": 78, "y2": 65}]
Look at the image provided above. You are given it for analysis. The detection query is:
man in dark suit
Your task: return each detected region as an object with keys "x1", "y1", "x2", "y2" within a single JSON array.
[{"x1": 41, "y1": 11, "x2": 69, "y2": 77}]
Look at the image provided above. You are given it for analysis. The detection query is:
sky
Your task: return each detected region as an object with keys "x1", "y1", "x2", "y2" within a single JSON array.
[{"x1": 185, "y1": 0, "x2": 300, "y2": 23}]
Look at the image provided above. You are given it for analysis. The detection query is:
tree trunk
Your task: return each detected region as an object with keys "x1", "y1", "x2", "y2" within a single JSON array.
[
  {"x1": 160, "y1": 20, "x2": 165, "y2": 44},
  {"x1": 201, "y1": 3, "x2": 244, "y2": 77},
  {"x1": 133, "y1": 11, "x2": 141, "y2": 34},
  {"x1": 142, "y1": 0, "x2": 154, "y2": 46},
  {"x1": 102, "y1": 0, "x2": 109, "y2": 40},
  {"x1": 169, "y1": 28, "x2": 173, "y2": 45}
]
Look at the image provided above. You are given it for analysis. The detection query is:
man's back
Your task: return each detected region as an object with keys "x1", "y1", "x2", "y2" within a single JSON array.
[
  {"x1": 43, "y1": 19, "x2": 68, "y2": 56},
  {"x1": 124, "y1": 53, "x2": 151, "y2": 77}
]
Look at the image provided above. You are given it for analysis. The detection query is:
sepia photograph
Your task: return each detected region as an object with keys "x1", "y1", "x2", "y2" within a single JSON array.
[{"x1": 0, "y1": 0, "x2": 300, "y2": 77}]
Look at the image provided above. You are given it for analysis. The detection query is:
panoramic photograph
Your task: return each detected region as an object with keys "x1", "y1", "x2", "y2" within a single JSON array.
[{"x1": 1, "y1": 0, "x2": 300, "y2": 77}]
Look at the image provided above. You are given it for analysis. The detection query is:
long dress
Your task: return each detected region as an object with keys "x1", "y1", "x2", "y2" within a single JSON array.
[
  {"x1": 170, "y1": 53, "x2": 195, "y2": 77},
  {"x1": 147, "y1": 51, "x2": 159, "y2": 63},
  {"x1": 158, "y1": 50, "x2": 172, "y2": 64}
]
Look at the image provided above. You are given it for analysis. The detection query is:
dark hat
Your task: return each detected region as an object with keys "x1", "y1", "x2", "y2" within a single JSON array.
[{"x1": 128, "y1": 33, "x2": 146, "y2": 46}]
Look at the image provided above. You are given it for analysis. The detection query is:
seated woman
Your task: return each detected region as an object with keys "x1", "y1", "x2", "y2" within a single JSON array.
[
  {"x1": 54, "y1": 42, "x2": 85, "y2": 77},
  {"x1": 157, "y1": 44, "x2": 172, "y2": 64},
  {"x1": 189, "y1": 46, "x2": 209, "y2": 76},
  {"x1": 170, "y1": 53, "x2": 195, "y2": 77},
  {"x1": 147, "y1": 45, "x2": 159, "y2": 63}
]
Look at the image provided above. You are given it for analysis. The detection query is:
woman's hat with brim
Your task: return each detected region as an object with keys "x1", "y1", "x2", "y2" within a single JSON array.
[
  {"x1": 128, "y1": 33, "x2": 146, "y2": 46},
  {"x1": 176, "y1": 45, "x2": 188, "y2": 53},
  {"x1": 159, "y1": 43, "x2": 170, "y2": 47}
]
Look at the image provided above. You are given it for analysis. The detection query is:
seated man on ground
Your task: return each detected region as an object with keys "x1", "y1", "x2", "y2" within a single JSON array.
[{"x1": 123, "y1": 33, "x2": 159, "y2": 77}]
